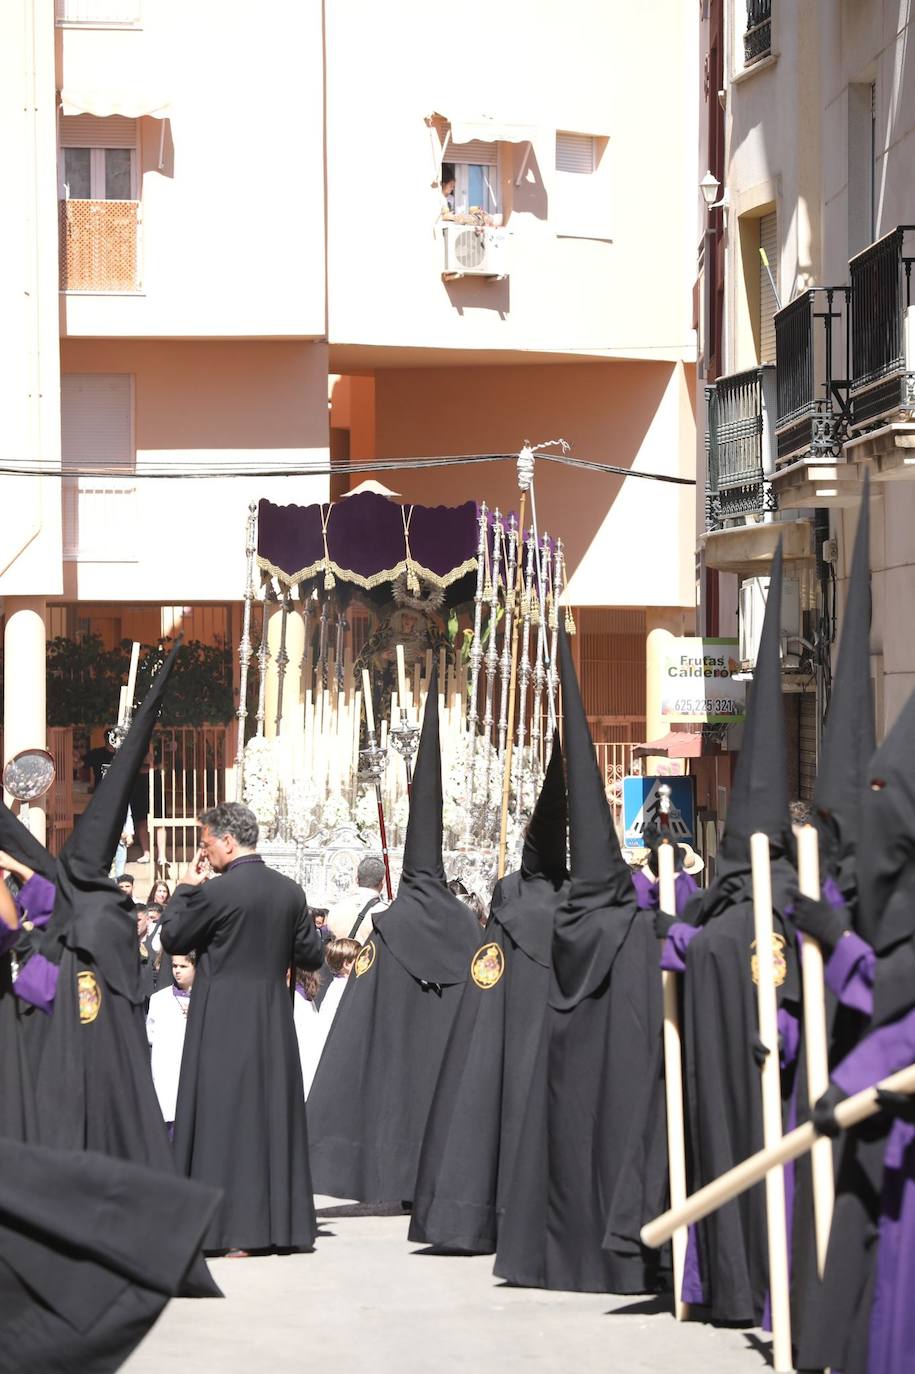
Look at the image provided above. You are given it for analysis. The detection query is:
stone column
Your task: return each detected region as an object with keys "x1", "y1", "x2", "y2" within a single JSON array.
[{"x1": 3, "y1": 597, "x2": 48, "y2": 842}]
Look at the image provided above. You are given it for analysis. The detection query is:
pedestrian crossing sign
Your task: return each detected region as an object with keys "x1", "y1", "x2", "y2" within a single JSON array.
[{"x1": 622, "y1": 776, "x2": 696, "y2": 849}]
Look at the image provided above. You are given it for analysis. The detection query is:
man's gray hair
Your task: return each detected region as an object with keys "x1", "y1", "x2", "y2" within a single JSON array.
[
  {"x1": 357, "y1": 855, "x2": 386, "y2": 890},
  {"x1": 199, "y1": 802, "x2": 259, "y2": 849}
]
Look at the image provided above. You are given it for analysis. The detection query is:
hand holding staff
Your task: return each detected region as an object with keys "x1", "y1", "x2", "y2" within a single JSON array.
[
  {"x1": 658, "y1": 841, "x2": 689, "y2": 1322},
  {"x1": 641, "y1": 1064, "x2": 915, "y2": 1249}
]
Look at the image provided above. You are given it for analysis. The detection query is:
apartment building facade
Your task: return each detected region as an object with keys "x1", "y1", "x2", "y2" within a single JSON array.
[
  {"x1": 2, "y1": 0, "x2": 698, "y2": 844},
  {"x1": 695, "y1": 0, "x2": 915, "y2": 827}
]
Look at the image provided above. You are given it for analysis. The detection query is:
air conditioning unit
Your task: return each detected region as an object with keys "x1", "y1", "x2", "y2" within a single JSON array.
[
  {"x1": 442, "y1": 223, "x2": 506, "y2": 279},
  {"x1": 738, "y1": 573, "x2": 803, "y2": 671}
]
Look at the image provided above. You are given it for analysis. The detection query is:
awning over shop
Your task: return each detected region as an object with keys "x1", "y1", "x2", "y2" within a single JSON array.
[
  {"x1": 632, "y1": 731, "x2": 709, "y2": 761},
  {"x1": 60, "y1": 87, "x2": 171, "y2": 119}
]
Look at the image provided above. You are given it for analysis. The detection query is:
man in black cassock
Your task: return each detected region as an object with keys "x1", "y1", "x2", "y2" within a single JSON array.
[
  {"x1": 162, "y1": 800, "x2": 323, "y2": 1255},
  {"x1": 0, "y1": 1136, "x2": 219, "y2": 1374},
  {"x1": 494, "y1": 626, "x2": 666, "y2": 1293},
  {"x1": 307, "y1": 668, "x2": 480, "y2": 1205},
  {"x1": 409, "y1": 732, "x2": 568, "y2": 1254}
]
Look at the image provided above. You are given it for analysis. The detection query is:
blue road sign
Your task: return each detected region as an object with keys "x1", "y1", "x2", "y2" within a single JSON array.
[{"x1": 622, "y1": 776, "x2": 696, "y2": 849}]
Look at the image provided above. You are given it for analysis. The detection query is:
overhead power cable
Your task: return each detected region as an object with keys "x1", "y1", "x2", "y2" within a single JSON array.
[{"x1": 0, "y1": 451, "x2": 696, "y2": 487}]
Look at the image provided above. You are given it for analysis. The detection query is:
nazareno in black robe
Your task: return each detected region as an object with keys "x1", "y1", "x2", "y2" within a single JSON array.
[
  {"x1": 0, "y1": 802, "x2": 59, "y2": 1145},
  {"x1": 307, "y1": 667, "x2": 480, "y2": 1204},
  {"x1": 494, "y1": 625, "x2": 665, "y2": 1294},
  {"x1": 0, "y1": 1136, "x2": 219, "y2": 1374},
  {"x1": 162, "y1": 853, "x2": 324, "y2": 1253},
  {"x1": 675, "y1": 542, "x2": 815, "y2": 1335},
  {"x1": 409, "y1": 732, "x2": 569, "y2": 1253},
  {"x1": 799, "y1": 493, "x2": 915, "y2": 1374},
  {"x1": 8, "y1": 644, "x2": 220, "y2": 1297}
]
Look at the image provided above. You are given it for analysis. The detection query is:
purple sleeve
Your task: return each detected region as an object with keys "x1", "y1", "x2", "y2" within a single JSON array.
[
  {"x1": 825, "y1": 932, "x2": 875, "y2": 1017},
  {"x1": 16, "y1": 874, "x2": 56, "y2": 928},
  {"x1": 832, "y1": 1005, "x2": 915, "y2": 1097},
  {"x1": 777, "y1": 1005, "x2": 801, "y2": 1069},
  {"x1": 660, "y1": 921, "x2": 700, "y2": 973},
  {"x1": 13, "y1": 952, "x2": 59, "y2": 1015},
  {"x1": 674, "y1": 871, "x2": 699, "y2": 916}
]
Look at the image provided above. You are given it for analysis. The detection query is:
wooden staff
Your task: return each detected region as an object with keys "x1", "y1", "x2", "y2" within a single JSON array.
[
  {"x1": 125, "y1": 641, "x2": 140, "y2": 722},
  {"x1": 750, "y1": 831, "x2": 792, "y2": 1373},
  {"x1": 796, "y1": 823, "x2": 835, "y2": 1276},
  {"x1": 497, "y1": 494, "x2": 527, "y2": 877},
  {"x1": 658, "y1": 841, "x2": 689, "y2": 1322},
  {"x1": 642, "y1": 1062, "x2": 915, "y2": 1249}
]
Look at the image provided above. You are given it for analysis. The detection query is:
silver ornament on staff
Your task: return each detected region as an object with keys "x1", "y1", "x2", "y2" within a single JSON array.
[
  {"x1": 359, "y1": 668, "x2": 393, "y2": 900},
  {"x1": 513, "y1": 524, "x2": 536, "y2": 821},
  {"x1": 466, "y1": 501, "x2": 489, "y2": 819}
]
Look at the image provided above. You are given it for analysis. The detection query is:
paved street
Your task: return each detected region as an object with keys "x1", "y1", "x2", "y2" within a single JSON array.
[{"x1": 124, "y1": 1200, "x2": 772, "y2": 1373}]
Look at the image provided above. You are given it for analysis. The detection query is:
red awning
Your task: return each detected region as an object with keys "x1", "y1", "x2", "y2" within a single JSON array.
[{"x1": 632, "y1": 731, "x2": 708, "y2": 760}]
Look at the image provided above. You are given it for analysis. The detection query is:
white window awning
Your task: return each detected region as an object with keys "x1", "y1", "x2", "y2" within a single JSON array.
[
  {"x1": 60, "y1": 87, "x2": 171, "y2": 120},
  {"x1": 431, "y1": 112, "x2": 538, "y2": 147}
]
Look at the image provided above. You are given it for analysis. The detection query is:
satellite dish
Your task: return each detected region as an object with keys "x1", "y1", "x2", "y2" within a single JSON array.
[{"x1": 3, "y1": 748, "x2": 56, "y2": 802}]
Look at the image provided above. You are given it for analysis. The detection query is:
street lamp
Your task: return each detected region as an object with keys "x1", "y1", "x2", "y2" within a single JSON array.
[{"x1": 700, "y1": 170, "x2": 720, "y2": 209}]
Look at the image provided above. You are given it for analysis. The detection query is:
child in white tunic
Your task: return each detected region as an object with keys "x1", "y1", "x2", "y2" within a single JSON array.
[
  {"x1": 146, "y1": 952, "x2": 196, "y2": 1134},
  {"x1": 294, "y1": 937, "x2": 359, "y2": 1098}
]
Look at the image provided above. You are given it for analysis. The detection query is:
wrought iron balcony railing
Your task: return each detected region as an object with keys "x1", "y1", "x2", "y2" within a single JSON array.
[
  {"x1": 744, "y1": 0, "x2": 772, "y2": 66},
  {"x1": 849, "y1": 225, "x2": 915, "y2": 429},
  {"x1": 59, "y1": 199, "x2": 140, "y2": 292},
  {"x1": 774, "y1": 287, "x2": 850, "y2": 464},
  {"x1": 706, "y1": 365, "x2": 777, "y2": 531}
]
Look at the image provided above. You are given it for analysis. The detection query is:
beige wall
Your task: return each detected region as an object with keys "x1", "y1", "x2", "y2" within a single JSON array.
[
  {"x1": 0, "y1": 0, "x2": 63, "y2": 597},
  {"x1": 325, "y1": 0, "x2": 697, "y2": 364},
  {"x1": 60, "y1": 339, "x2": 330, "y2": 600},
  {"x1": 58, "y1": 0, "x2": 326, "y2": 338},
  {"x1": 368, "y1": 359, "x2": 695, "y2": 610}
]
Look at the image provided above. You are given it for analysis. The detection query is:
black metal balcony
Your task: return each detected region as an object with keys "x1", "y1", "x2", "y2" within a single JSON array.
[
  {"x1": 744, "y1": 0, "x2": 772, "y2": 66},
  {"x1": 849, "y1": 225, "x2": 915, "y2": 429},
  {"x1": 706, "y1": 366, "x2": 776, "y2": 531},
  {"x1": 775, "y1": 287, "x2": 850, "y2": 464}
]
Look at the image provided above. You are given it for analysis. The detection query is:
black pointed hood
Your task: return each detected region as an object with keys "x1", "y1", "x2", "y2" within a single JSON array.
[
  {"x1": 398, "y1": 666, "x2": 446, "y2": 888},
  {"x1": 521, "y1": 732, "x2": 568, "y2": 884},
  {"x1": 0, "y1": 798, "x2": 58, "y2": 882},
  {"x1": 59, "y1": 641, "x2": 181, "y2": 886},
  {"x1": 373, "y1": 667, "x2": 479, "y2": 984},
  {"x1": 721, "y1": 539, "x2": 790, "y2": 860},
  {"x1": 551, "y1": 626, "x2": 638, "y2": 1007},
  {"x1": 491, "y1": 732, "x2": 570, "y2": 966},
  {"x1": 857, "y1": 680, "x2": 915, "y2": 951},
  {"x1": 46, "y1": 642, "x2": 182, "y2": 1001},
  {"x1": 814, "y1": 476, "x2": 874, "y2": 864}
]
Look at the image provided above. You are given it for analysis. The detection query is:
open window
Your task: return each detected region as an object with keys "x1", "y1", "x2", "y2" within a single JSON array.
[{"x1": 58, "y1": 115, "x2": 140, "y2": 291}]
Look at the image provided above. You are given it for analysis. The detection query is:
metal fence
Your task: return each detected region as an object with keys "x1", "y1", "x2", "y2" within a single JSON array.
[
  {"x1": 744, "y1": 0, "x2": 772, "y2": 65},
  {"x1": 775, "y1": 287, "x2": 849, "y2": 463},
  {"x1": 848, "y1": 225, "x2": 915, "y2": 428},
  {"x1": 148, "y1": 726, "x2": 231, "y2": 877}
]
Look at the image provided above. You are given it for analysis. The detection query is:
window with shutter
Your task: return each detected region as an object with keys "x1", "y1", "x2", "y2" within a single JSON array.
[
  {"x1": 446, "y1": 137, "x2": 499, "y2": 215},
  {"x1": 553, "y1": 131, "x2": 610, "y2": 240},
  {"x1": 759, "y1": 212, "x2": 778, "y2": 364},
  {"x1": 61, "y1": 375, "x2": 137, "y2": 561}
]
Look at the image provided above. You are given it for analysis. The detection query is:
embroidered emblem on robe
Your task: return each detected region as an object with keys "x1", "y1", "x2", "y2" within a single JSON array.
[
  {"x1": 471, "y1": 942, "x2": 504, "y2": 990},
  {"x1": 750, "y1": 933, "x2": 787, "y2": 988},
  {"x1": 78, "y1": 970, "x2": 102, "y2": 1024},
  {"x1": 354, "y1": 942, "x2": 376, "y2": 977}
]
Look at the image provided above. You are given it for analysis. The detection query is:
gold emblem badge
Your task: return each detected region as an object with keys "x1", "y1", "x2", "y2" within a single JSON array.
[
  {"x1": 471, "y1": 942, "x2": 505, "y2": 990},
  {"x1": 354, "y1": 941, "x2": 376, "y2": 977},
  {"x1": 750, "y1": 933, "x2": 787, "y2": 989},
  {"x1": 77, "y1": 970, "x2": 102, "y2": 1024}
]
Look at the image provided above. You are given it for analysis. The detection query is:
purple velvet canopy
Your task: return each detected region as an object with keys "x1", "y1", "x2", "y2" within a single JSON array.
[{"x1": 257, "y1": 493, "x2": 481, "y2": 594}]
